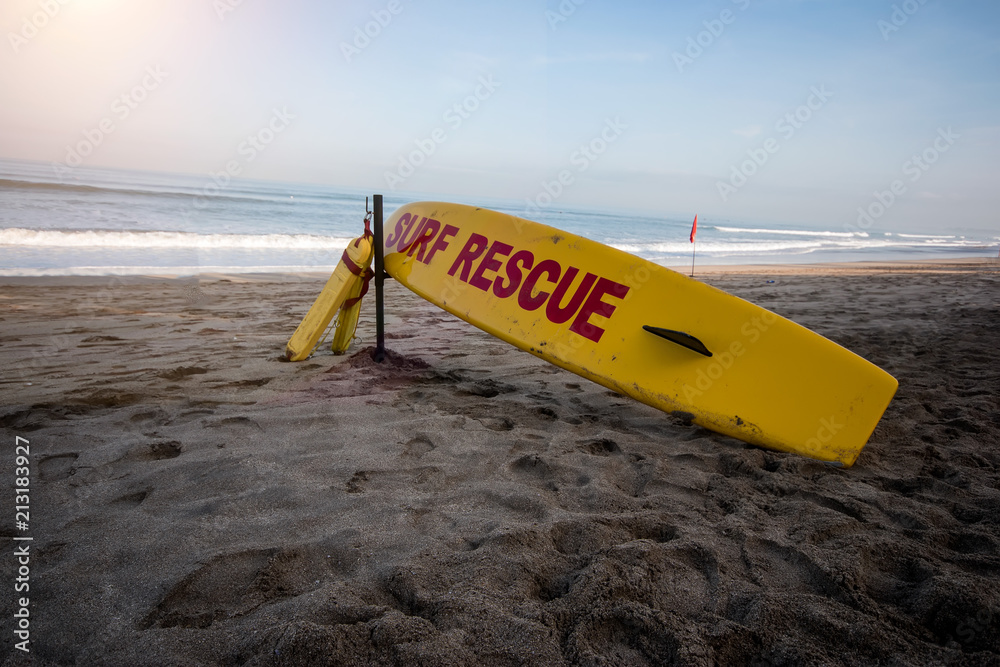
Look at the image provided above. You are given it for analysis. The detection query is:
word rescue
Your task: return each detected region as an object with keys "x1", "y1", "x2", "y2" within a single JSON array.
[{"x1": 385, "y1": 214, "x2": 630, "y2": 343}]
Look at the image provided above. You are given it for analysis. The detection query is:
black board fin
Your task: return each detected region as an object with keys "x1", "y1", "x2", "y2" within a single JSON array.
[{"x1": 643, "y1": 326, "x2": 713, "y2": 357}]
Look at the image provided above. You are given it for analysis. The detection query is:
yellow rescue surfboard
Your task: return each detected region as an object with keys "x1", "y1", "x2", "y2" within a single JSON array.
[
  {"x1": 383, "y1": 201, "x2": 898, "y2": 466},
  {"x1": 285, "y1": 235, "x2": 373, "y2": 361}
]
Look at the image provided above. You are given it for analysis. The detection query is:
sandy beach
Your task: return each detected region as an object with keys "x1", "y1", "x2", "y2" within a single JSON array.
[{"x1": 1, "y1": 259, "x2": 998, "y2": 666}]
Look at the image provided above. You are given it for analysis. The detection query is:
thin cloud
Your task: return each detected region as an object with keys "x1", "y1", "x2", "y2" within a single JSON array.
[
  {"x1": 732, "y1": 125, "x2": 763, "y2": 138},
  {"x1": 452, "y1": 51, "x2": 502, "y2": 69},
  {"x1": 533, "y1": 52, "x2": 652, "y2": 66}
]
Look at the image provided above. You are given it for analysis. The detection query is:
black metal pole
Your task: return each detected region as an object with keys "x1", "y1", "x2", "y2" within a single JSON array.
[{"x1": 373, "y1": 194, "x2": 386, "y2": 362}]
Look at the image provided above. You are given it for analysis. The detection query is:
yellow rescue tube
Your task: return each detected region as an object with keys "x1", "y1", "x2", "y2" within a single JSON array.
[
  {"x1": 285, "y1": 235, "x2": 373, "y2": 361},
  {"x1": 331, "y1": 268, "x2": 369, "y2": 355}
]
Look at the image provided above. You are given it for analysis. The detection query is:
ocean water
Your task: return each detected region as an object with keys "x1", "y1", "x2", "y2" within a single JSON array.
[{"x1": 1, "y1": 158, "x2": 995, "y2": 276}]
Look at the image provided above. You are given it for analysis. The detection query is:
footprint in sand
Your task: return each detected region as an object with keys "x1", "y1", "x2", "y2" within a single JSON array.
[
  {"x1": 157, "y1": 366, "x2": 210, "y2": 381},
  {"x1": 508, "y1": 455, "x2": 563, "y2": 495},
  {"x1": 113, "y1": 489, "x2": 150, "y2": 507},
  {"x1": 38, "y1": 453, "x2": 79, "y2": 482},
  {"x1": 580, "y1": 438, "x2": 621, "y2": 457},
  {"x1": 403, "y1": 435, "x2": 435, "y2": 457},
  {"x1": 457, "y1": 379, "x2": 516, "y2": 398},
  {"x1": 346, "y1": 470, "x2": 371, "y2": 494},
  {"x1": 125, "y1": 441, "x2": 182, "y2": 462},
  {"x1": 142, "y1": 547, "x2": 331, "y2": 629},
  {"x1": 536, "y1": 406, "x2": 559, "y2": 420},
  {"x1": 480, "y1": 416, "x2": 515, "y2": 432},
  {"x1": 128, "y1": 409, "x2": 170, "y2": 425},
  {"x1": 79, "y1": 335, "x2": 123, "y2": 346},
  {"x1": 204, "y1": 416, "x2": 262, "y2": 431},
  {"x1": 217, "y1": 378, "x2": 271, "y2": 389},
  {"x1": 619, "y1": 455, "x2": 654, "y2": 498},
  {"x1": 509, "y1": 454, "x2": 554, "y2": 480}
]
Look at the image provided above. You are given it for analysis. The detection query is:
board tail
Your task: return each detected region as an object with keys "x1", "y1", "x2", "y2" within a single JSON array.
[{"x1": 285, "y1": 235, "x2": 373, "y2": 361}]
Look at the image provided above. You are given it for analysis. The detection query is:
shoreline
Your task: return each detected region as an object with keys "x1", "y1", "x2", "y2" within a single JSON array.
[{"x1": 1, "y1": 256, "x2": 997, "y2": 286}]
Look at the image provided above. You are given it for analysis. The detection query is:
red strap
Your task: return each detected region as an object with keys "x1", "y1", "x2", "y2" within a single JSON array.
[
  {"x1": 353, "y1": 215, "x2": 374, "y2": 249},
  {"x1": 342, "y1": 269, "x2": 372, "y2": 309},
  {"x1": 341, "y1": 248, "x2": 368, "y2": 276},
  {"x1": 343, "y1": 212, "x2": 374, "y2": 300}
]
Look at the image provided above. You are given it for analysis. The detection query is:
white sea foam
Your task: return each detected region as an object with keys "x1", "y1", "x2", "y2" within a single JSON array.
[
  {"x1": 713, "y1": 226, "x2": 866, "y2": 238},
  {"x1": 614, "y1": 240, "x2": 825, "y2": 255},
  {"x1": 614, "y1": 236, "x2": 985, "y2": 257},
  {"x1": 0, "y1": 228, "x2": 354, "y2": 249},
  {"x1": 0, "y1": 265, "x2": 339, "y2": 277},
  {"x1": 896, "y1": 233, "x2": 957, "y2": 239}
]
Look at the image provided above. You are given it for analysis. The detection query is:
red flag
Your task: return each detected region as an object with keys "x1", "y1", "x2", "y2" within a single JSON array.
[{"x1": 689, "y1": 215, "x2": 698, "y2": 243}]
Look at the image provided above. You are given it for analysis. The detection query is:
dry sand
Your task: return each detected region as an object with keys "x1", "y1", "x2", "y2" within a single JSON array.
[{"x1": 1, "y1": 260, "x2": 998, "y2": 666}]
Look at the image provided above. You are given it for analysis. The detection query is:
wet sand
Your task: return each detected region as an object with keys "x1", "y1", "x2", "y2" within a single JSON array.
[{"x1": 1, "y1": 260, "x2": 998, "y2": 666}]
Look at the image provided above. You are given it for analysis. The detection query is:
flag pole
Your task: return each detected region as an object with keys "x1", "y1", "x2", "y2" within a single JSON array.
[{"x1": 689, "y1": 214, "x2": 698, "y2": 278}]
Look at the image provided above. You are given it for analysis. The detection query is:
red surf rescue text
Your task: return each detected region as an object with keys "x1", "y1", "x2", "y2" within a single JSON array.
[{"x1": 386, "y1": 213, "x2": 630, "y2": 343}]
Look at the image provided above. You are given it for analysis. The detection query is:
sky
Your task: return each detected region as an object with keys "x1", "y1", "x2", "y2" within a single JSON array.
[{"x1": 1, "y1": 0, "x2": 998, "y2": 234}]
